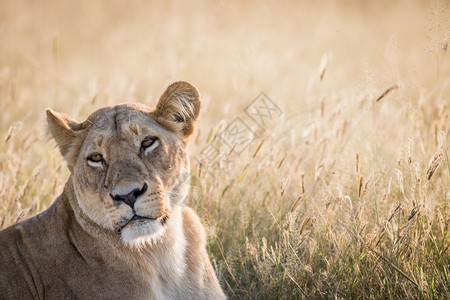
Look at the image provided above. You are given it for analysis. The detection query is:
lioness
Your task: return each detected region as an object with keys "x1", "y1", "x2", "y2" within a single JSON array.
[{"x1": 0, "y1": 81, "x2": 225, "y2": 299}]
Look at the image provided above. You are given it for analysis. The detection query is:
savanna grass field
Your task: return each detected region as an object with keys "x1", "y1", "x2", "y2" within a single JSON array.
[{"x1": 0, "y1": 0, "x2": 449, "y2": 298}]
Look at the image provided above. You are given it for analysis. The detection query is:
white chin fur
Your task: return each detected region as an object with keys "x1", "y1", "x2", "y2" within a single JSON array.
[{"x1": 120, "y1": 220, "x2": 166, "y2": 248}]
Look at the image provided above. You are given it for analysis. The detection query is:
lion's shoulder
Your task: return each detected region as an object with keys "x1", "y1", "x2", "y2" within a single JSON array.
[{"x1": 182, "y1": 206, "x2": 207, "y2": 246}]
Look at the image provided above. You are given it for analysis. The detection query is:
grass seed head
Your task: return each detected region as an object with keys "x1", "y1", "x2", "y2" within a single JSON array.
[{"x1": 426, "y1": 151, "x2": 443, "y2": 180}]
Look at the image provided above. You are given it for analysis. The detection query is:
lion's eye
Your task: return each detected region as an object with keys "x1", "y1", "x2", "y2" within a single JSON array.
[
  {"x1": 141, "y1": 137, "x2": 159, "y2": 154},
  {"x1": 141, "y1": 137, "x2": 158, "y2": 148},
  {"x1": 89, "y1": 153, "x2": 103, "y2": 162},
  {"x1": 141, "y1": 138, "x2": 155, "y2": 148},
  {"x1": 87, "y1": 153, "x2": 104, "y2": 167}
]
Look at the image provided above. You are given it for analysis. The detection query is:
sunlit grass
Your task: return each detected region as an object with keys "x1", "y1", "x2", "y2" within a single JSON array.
[{"x1": 0, "y1": 0, "x2": 449, "y2": 298}]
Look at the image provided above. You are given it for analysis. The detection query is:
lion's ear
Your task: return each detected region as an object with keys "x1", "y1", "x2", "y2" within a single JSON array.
[
  {"x1": 46, "y1": 108, "x2": 85, "y2": 162},
  {"x1": 152, "y1": 81, "x2": 201, "y2": 139}
]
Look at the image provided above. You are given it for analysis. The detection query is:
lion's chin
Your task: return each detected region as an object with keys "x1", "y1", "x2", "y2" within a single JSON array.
[{"x1": 119, "y1": 219, "x2": 166, "y2": 248}]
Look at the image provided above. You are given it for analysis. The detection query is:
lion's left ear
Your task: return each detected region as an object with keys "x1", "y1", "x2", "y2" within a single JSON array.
[
  {"x1": 46, "y1": 108, "x2": 87, "y2": 171},
  {"x1": 152, "y1": 81, "x2": 201, "y2": 139}
]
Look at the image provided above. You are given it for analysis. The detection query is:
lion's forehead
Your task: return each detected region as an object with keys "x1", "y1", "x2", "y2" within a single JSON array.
[{"x1": 86, "y1": 105, "x2": 154, "y2": 131}]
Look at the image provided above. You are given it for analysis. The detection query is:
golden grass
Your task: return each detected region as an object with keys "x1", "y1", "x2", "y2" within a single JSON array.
[{"x1": 0, "y1": 0, "x2": 449, "y2": 298}]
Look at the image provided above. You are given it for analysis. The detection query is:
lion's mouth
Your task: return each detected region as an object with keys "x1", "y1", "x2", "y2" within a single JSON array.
[
  {"x1": 130, "y1": 215, "x2": 151, "y2": 222},
  {"x1": 120, "y1": 213, "x2": 169, "y2": 230}
]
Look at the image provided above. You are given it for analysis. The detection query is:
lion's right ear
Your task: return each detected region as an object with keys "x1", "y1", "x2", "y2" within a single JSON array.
[
  {"x1": 46, "y1": 108, "x2": 85, "y2": 163},
  {"x1": 152, "y1": 81, "x2": 201, "y2": 140}
]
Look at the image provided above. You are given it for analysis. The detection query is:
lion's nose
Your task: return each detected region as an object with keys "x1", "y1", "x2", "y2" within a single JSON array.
[{"x1": 110, "y1": 183, "x2": 148, "y2": 208}]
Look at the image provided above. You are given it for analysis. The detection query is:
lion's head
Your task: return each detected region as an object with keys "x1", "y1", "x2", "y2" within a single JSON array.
[{"x1": 46, "y1": 81, "x2": 200, "y2": 247}]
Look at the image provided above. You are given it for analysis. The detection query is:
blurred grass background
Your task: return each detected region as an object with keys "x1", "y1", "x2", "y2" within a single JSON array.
[{"x1": 0, "y1": 0, "x2": 449, "y2": 298}]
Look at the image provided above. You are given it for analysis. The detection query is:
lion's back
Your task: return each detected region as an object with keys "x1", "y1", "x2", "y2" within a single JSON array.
[{"x1": 0, "y1": 204, "x2": 62, "y2": 299}]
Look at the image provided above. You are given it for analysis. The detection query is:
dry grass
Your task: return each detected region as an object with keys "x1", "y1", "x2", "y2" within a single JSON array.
[{"x1": 0, "y1": 0, "x2": 449, "y2": 298}]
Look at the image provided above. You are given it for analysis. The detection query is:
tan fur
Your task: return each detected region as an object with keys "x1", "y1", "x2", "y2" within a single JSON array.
[{"x1": 0, "y1": 82, "x2": 225, "y2": 299}]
